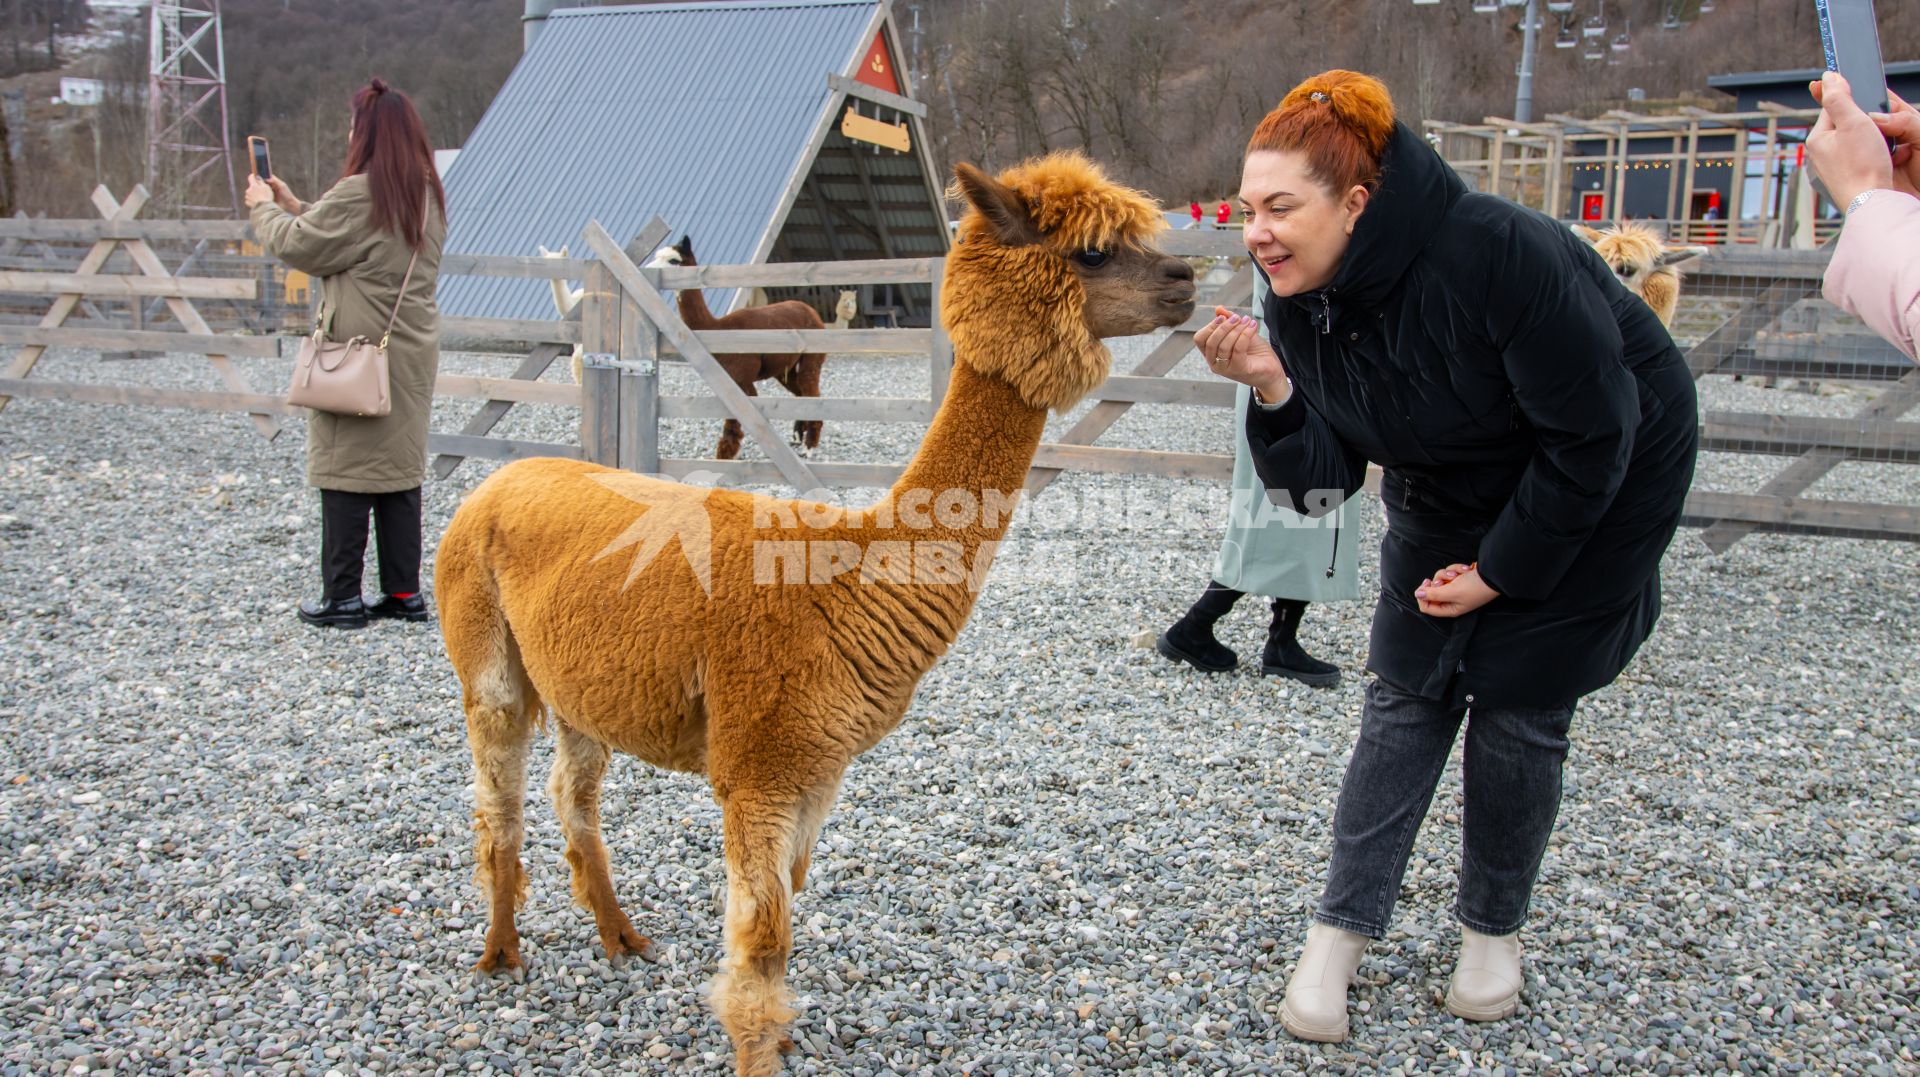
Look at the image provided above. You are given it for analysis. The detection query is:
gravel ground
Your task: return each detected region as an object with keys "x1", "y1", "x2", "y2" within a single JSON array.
[{"x1": 1, "y1": 337, "x2": 1917, "y2": 1076}]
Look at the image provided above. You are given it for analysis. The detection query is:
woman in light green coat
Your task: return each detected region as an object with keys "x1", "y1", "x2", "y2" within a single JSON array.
[
  {"x1": 245, "y1": 78, "x2": 447, "y2": 631},
  {"x1": 1157, "y1": 269, "x2": 1361, "y2": 684}
]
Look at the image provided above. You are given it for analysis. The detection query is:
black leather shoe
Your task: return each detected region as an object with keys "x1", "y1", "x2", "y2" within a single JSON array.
[
  {"x1": 368, "y1": 593, "x2": 431, "y2": 623},
  {"x1": 298, "y1": 595, "x2": 369, "y2": 629}
]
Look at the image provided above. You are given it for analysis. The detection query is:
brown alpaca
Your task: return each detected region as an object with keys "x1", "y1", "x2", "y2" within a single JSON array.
[
  {"x1": 435, "y1": 152, "x2": 1195, "y2": 1076},
  {"x1": 648, "y1": 236, "x2": 827, "y2": 459},
  {"x1": 1573, "y1": 221, "x2": 1707, "y2": 328}
]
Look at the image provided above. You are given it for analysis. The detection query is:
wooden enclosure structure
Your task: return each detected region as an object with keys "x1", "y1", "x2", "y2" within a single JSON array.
[
  {"x1": 0, "y1": 186, "x2": 1916, "y2": 548},
  {"x1": 1427, "y1": 104, "x2": 1842, "y2": 247}
]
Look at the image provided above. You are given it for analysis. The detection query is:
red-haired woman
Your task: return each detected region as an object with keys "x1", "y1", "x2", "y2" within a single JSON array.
[
  {"x1": 246, "y1": 78, "x2": 447, "y2": 630},
  {"x1": 1199, "y1": 71, "x2": 1696, "y2": 1041}
]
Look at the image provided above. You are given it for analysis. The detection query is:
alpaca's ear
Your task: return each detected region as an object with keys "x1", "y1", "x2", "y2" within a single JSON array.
[
  {"x1": 1570, "y1": 224, "x2": 1604, "y2": 243},
  {"x1": 953, "y1": 162, "x2": 1040, "y2": 247},
  {"x1": 1659, "y1": 245, "x2": 1709, "y2": 268},
  {"x1": 675, "y1": 235, "x2": 694, "y2": 259}
]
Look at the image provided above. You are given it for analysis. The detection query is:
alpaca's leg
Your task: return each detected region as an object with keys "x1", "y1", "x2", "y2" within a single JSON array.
[
  {"x1": 711, "y1": 794, "x2": 806, "y2": 1077},
  {"x1": 781, "y1": 355, "x2": 825, "y2": 453},
  {"x1": 459, "y1": 644, "x2": 539, "y2": 979},
  {"x1": 716, "y1": 380, "x2": 756, "y2": 461},
  {"x1": 549, "y1": 722, "x2": 656, "y2": 966},
  {"x1": 440, "y1": 545, "x2": 542, "y2": 980}
]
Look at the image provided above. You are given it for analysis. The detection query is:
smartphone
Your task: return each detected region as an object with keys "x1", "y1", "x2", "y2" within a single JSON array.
[
  {"x1": 1816, "y1": 0, "x2": 1889, "y2": 114},
  {"x1": 247, "y1": 135, "x2": 272, "y2": 181}
]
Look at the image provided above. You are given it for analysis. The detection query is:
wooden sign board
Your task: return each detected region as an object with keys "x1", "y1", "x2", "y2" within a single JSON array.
[{"x1": 841, "y1": 105, "x2": 910, "y2": 153}]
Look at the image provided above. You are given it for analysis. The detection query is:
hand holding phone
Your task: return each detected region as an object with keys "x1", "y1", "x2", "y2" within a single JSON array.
[{"x1": 1807, "y1": 72, "x2": 1896, "y2": 208}]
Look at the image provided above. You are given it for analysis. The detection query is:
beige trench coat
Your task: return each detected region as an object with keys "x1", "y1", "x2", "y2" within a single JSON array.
[{"x1": 253, "y1": 175, "x2": 445, "y2": 493}]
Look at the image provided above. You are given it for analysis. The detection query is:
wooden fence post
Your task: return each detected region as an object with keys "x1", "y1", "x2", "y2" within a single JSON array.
[
  {"x1": 579, "y1": 262, "x2": 621, "y2": 466},
  {"x1": 619, "y1": 289, "x2": 660, "y2": 474},
  {"x1": 928, "y1": 257, "x2": 951, "y2": 413}
]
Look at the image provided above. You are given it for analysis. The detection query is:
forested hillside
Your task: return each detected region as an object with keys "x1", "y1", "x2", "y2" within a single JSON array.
[{"x1": 3, "y1": 0, "x2": 1917, "y2": 217}]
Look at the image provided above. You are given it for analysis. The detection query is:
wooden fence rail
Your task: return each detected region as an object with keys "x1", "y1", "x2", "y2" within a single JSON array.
[{"x1": 0, "y1": 196, "x2": 1915, "y2": 546}]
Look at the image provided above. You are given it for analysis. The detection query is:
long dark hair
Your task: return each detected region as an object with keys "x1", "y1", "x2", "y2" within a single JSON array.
[{"x1": 341, "y1": 78, "x2": 446, "y2": 250}]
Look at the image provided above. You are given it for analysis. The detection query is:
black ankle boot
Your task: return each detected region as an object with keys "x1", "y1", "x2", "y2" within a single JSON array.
[
  {"x1": 1156, "y1": 582, "x2": 1242, "y2": 673},
  {"x1": 1262, "y1": 598, "x2": 1339, "y2": 686}
]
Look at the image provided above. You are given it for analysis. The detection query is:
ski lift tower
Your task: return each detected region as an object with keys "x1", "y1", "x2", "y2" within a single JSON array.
[{"x1": 147, "y1": 0, "x2": 237, "y2": 216}]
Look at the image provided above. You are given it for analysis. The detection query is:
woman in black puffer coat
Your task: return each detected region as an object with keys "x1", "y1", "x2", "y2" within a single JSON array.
[{"x1": 1198, "y1": 70, "x2": 1697, "y2": 1043}]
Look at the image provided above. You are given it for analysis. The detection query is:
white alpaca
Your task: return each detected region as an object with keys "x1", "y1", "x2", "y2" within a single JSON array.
[
  {"x1": 537, "y1": 244, "x2": 587, "y2": 384},
  {"x1": 830, "y1": 289, "x2": 858, "y2": 329}
]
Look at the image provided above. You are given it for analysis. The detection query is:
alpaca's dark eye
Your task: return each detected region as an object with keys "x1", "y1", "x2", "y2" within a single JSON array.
[{"x1": 1074, "y1": 249, "x2": 1110, "y2": 268}]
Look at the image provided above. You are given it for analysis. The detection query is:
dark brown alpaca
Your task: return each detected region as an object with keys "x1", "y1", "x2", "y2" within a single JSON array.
[{"x1": 648, "y1": 236, "x2": 826, "y2": 459}]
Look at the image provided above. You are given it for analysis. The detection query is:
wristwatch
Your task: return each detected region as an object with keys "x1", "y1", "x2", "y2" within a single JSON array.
[{"x1": 1846, "y1": 190, "x2": 1879, "y2": 216}]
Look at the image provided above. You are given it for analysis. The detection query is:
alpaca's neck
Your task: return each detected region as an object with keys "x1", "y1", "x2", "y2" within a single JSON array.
[
  {"x1": 826, "y1": 360, "x2": 1047, "y2": 702},
  {"x1": 550, "y1": 279, "x2": 578, "y2": 316},
  {"x1": 870, "y1": 361, "x2": 1046, "y2": 547},
  {"x1": 677, "y1": 285, "x2": 718, "y2": 329}
]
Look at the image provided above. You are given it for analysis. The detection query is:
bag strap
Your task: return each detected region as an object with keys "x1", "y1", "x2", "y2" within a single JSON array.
[{"x1": 379, "y1": 249, "x2": 420, "y2": 350}]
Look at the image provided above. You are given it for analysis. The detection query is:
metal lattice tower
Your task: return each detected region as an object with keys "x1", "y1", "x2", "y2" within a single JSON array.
[{"x1": 147, "y1": 0, "x2": 236, "y2": 216}]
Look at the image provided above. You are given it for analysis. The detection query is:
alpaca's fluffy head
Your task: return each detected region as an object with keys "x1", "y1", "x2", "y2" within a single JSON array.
[
  {"x1": 1573, "y1": 222, "x2": 1706, "y2": 296},
  {"x1": 834, "y1": 289, "x2": 859, "y2": 322},
  {"x1": 536, "y1": 244, "x2": 569, "y2": 260},
  {"x1": 951, "y1": 151, "x2": 1169, "y2": 259},
  {"x1": 942, "y1": 152, "x2": 1195, "y2": 412}
]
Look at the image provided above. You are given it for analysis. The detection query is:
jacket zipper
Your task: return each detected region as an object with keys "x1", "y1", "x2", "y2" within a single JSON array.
[{"x1": 1318, "y1": 287, "x2": 1337, "y2": 576}]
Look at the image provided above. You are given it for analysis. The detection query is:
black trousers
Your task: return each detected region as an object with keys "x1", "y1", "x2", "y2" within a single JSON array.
[{"x1": 319, "y1": 487, "x2": 422, "y2": 601}]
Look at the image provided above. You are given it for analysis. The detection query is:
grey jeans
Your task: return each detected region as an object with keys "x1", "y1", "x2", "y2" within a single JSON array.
[{"x1": 1315, "y1": 678, "x2": 1575, "y2": 939}]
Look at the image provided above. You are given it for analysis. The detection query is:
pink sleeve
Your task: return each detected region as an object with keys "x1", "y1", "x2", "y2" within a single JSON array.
[{"x1": 1823, "y1": 192, "x2": 1920, "y2": 362}]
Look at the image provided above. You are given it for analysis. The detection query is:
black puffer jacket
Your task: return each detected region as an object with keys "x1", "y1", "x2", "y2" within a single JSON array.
[{"x1": 1245, "y1": 122, "x2": 1698, "y2": 709}]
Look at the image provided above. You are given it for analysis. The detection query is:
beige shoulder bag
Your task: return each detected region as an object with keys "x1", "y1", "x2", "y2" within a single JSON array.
[{"x1": 286, "y1": 250, "x2": 419, "y2": 418}]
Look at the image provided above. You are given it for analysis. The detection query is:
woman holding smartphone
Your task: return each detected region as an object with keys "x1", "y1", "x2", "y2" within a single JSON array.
[
  {"x1": 245, "y1": 78, "x2": 447, "y2": 630},
  {"x1": 1807, "y1": 70, "x2": 1920, "y2": 360},
  {"x1": 1199, "y1": 70, "x2": 1697, "y2": 1042}
]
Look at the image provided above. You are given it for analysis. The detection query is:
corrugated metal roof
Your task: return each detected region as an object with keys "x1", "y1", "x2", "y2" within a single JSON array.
[{"x1": 439, "y1": 0, "x2": 882, "y2": 320}]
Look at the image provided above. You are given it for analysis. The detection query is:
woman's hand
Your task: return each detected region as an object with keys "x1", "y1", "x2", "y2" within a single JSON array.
[
  {"x1": 1194, "y1": 305, "x2": 1290, "y2": 404},
  {"x1": 268, "y1": 177, "x2": 302, "y2": 215},
  {"x1": 1415, "y1": 562, "x2": 1498, "y2": 618},
  {"x1": 243, "y1": 174, "x2": 275, "y2": 211},
  {"x1": 1807, "y1": 71, "x2": 1899, "y2": 208},
  {"x1": 1874, "y1": 88, "x2": 1920, "y2": 200}
]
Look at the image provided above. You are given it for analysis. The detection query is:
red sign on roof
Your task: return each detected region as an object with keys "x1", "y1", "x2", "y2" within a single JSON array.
[{"x1": 853, "y1": 30, "x2": 900, "y2": 95}]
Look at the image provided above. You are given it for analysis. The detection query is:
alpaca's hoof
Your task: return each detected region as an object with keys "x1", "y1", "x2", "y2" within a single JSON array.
[
  {"x1": 604, "y1": 927, "x2": 658, "y2": 969},
  {"x1": 475, "y1": 940, "x2": 527, "y2": 983},
  {"x1": 473, "y1": 963, "x2": 527, "y2": 986}
]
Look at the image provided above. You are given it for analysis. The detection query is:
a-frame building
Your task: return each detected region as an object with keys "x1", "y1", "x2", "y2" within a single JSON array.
[{"x1": 438, "y1": 0, "x2": 948, "y2": 325}]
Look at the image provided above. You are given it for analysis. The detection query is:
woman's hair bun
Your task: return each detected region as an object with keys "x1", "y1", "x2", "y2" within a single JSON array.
[
  {"x1": 1279, "y1": 70, "x2": 1394, "y2": 161},
  {"x1": 368, "y1": 77, "x2": 390, "y2": 95}
]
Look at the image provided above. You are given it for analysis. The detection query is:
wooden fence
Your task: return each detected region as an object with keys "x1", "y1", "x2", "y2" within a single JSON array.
[{"x1": 0, "y1": 185, "x2": 1914, "y2": 547}]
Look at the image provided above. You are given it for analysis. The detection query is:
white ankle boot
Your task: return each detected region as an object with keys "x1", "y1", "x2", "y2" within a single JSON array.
[
  {"x1": 1445, "y1": 925, "x2": 1522, "y2": 1021},
  {"x1": 1279, "y1": 922, "x2": 1370, "y2": 1042}
]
